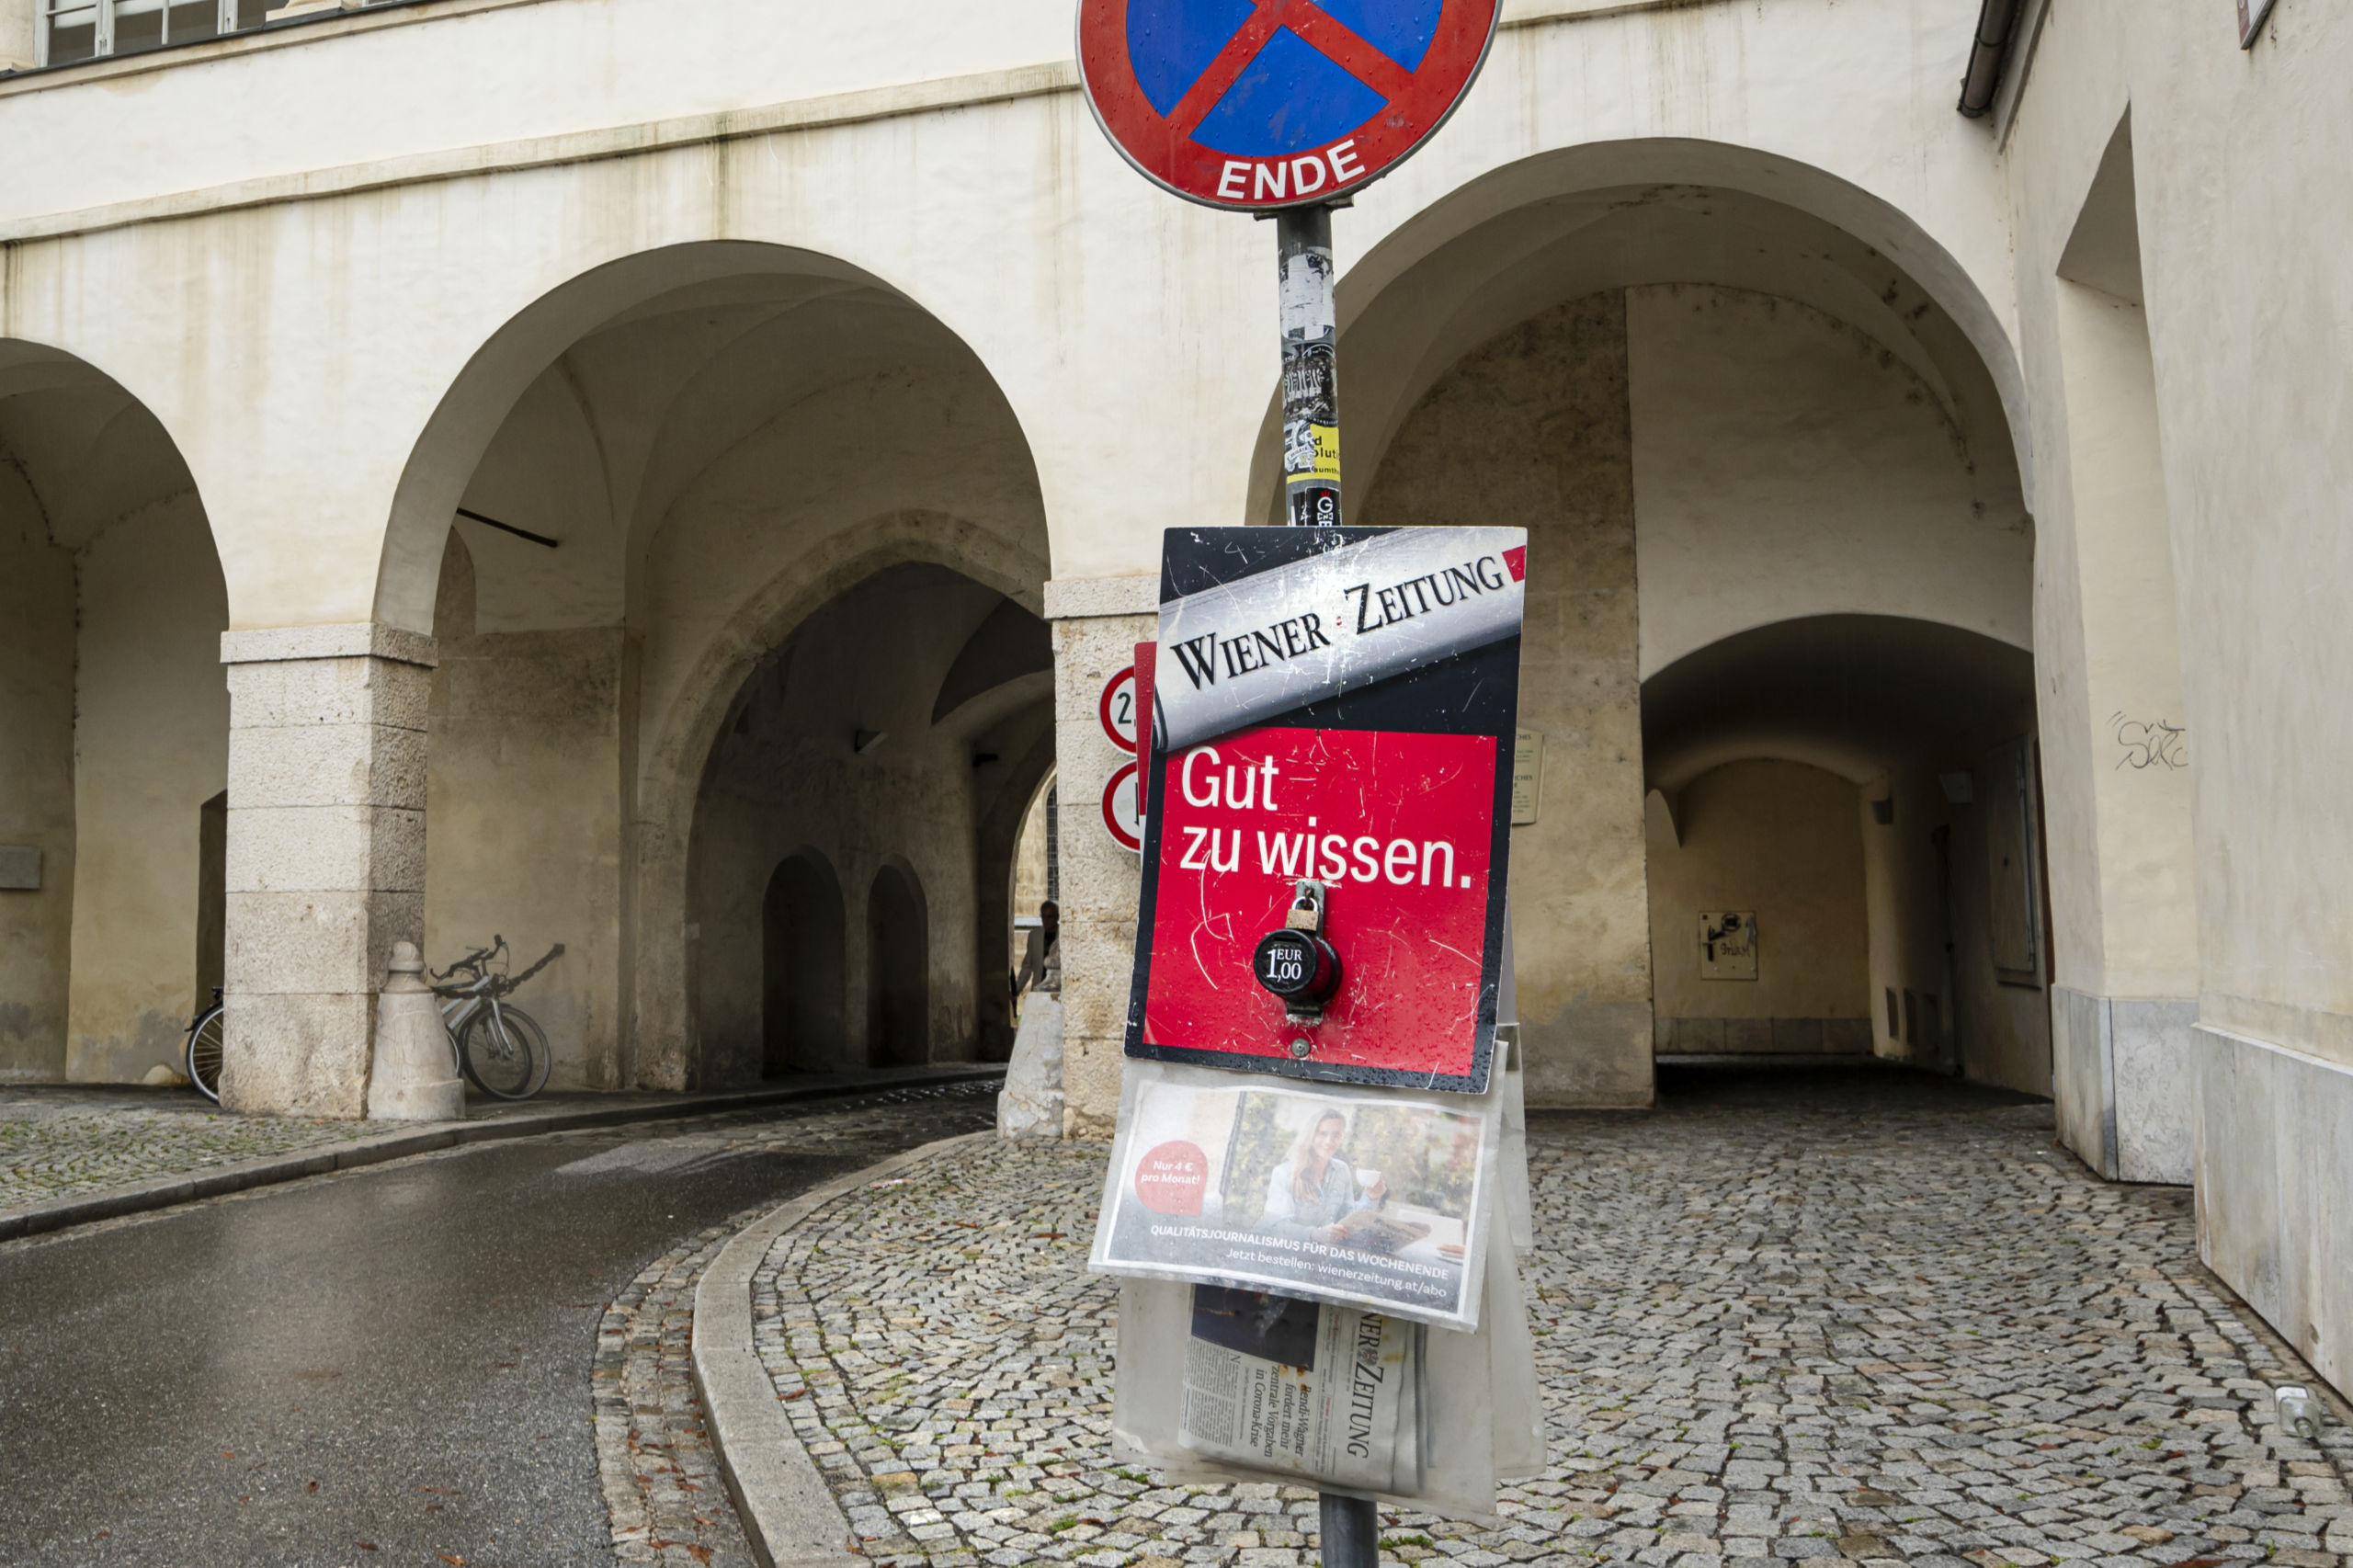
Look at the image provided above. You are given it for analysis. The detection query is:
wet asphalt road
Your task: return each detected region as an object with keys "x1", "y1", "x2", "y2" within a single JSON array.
[{"x1": 0, "y1": 1082, "x2": 998, "y2": 1568}]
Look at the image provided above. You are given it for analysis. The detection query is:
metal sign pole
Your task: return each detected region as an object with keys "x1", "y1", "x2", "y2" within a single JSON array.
[
  {"x1": 1322, "y1": 1490, "x2": 1382, "y2": 1568},
  {"x1": 1277, "y1": 203, "x2": 1342, "y2": 529},
  {"x1": 1280, "y1": 197, "x2": 1381, "y2": 1568}
]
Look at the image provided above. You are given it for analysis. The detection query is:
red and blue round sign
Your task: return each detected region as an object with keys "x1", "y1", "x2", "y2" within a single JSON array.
[{"x1": 1077, "y1": 0, "x2": 1500, "y2": 211}]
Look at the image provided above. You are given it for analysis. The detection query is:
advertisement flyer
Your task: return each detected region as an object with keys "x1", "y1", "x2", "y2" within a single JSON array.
[{"x1": 1091, "y1": 1062, "x2": 1496, "y2": 1329}]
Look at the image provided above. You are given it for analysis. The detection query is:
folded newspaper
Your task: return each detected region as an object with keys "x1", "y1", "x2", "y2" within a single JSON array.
[{"x1": 1179, "y1": 1286, "x2": 1424, "y2": 1494}]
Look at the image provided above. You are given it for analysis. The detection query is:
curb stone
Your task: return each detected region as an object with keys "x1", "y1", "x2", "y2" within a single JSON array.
[
  {"x1": 691, "y1": 1130, "x2": 998, "y2": 1568},
  {"x1": 0, "y1": 1065, "x2": 1005, "y2": 1243}
]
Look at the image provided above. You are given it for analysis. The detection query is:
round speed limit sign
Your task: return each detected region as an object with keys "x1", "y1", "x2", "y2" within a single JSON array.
[
  {"x1": 1101, "y1": 761, "x2": 1142, "y2": 852},
  {"x1": 1098, "y1": 665, "x2": 1139, "y2": 753}
]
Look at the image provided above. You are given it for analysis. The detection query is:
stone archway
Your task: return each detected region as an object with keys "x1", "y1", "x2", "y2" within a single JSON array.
[
  {"x1": 865, "y1": 860, "x2": 929, "y2": 1068},
  {"x1": 0, "y1": 340, "x2": 232, "y2": 1088},
  {"x1": 761, "y1": 849, "x2": 846, "y2": 1078},
  {"x1": 1332, "y1": 167, "x2": 2033, "y2": 1109},
  {"x1": 381, "y1": 238, "x2": 1051, "y2": 1096},
  {"x1": 680, "y1": 557, "x2": 1051, "y2": 1086}
]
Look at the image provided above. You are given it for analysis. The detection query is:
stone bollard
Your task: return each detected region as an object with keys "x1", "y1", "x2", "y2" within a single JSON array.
[
  {"x1": 996, "y1": 992, "x2": 1064, "y2": 1140},
  {"x1": 365, "y1": 941, "x2": 466, "y2": 1122}
]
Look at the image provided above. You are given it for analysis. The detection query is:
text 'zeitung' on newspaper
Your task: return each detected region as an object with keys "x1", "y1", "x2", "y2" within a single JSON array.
[{"x1": 1178, "y1": 1287, "x2": 1423, "y2": 1494}]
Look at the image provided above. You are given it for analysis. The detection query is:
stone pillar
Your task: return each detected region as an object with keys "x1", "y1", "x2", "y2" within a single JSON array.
[
  {"x1": 1357, "y1": 292, "x2": 1653, "y2": 1108},
  {"x1": 2036, "y1": 278, "x2": 2199, "y2": 1184},
  {"x1": 1043, "y1": 575, "x2": 1155, "y2": 1138},
  {"x1": 219, "y1": 624, "x2": 434, "y2": 1119}
]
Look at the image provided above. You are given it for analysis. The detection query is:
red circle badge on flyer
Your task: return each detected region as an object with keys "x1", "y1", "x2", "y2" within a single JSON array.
[
  {"x1": 1076, "y1": 0, "x2": 1501, "y2": 211},
  {"x1": 1133, "y1": 1139, "x2": 1210, "y2": 1213}
]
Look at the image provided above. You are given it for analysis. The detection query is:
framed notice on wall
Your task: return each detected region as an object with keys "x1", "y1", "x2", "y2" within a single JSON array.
[{"x1": 2239, "y1": 0, "x2": 2277, "y2": 46}]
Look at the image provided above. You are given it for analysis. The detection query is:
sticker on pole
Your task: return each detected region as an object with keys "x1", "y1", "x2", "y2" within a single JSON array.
[
  {"x1": 1123, "y1": 525, "x2": 1524, "y2": 1093},
  {"x1": 1076, "y1": 0, "x2": 1503, "y2": 211}
]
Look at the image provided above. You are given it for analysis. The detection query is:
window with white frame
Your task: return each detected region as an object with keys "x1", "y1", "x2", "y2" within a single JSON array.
[{"x1": 37, "y1": 0, "x2": 270, "y2": 66}]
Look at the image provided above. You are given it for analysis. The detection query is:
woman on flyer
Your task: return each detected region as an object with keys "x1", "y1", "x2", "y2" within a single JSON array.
[{"x1": 1257, "y1": 1108, "x2": 1387, "y2": 1244}]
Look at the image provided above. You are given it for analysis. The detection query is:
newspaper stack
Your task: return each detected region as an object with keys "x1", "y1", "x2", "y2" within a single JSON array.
[{"x1": 1176, "y1": 1286, "x2": 1422, "y2": 1494}]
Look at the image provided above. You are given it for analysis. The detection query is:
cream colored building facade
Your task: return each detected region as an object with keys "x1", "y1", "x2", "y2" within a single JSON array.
[{"x1": 0, "y1": 0, "x2": 2345, "y2": 1388}]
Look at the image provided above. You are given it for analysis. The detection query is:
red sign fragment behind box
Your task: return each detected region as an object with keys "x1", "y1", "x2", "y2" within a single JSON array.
[{"x1": 1140, "y1": 725, "x2": 1495, "y2": 1082}]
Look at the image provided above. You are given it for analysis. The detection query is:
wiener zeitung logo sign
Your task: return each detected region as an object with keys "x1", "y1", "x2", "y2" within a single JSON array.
[
  {"x1": 1124, "y1": 527, "x2": 1525, "y2": 1094},
  {"x1": 1075, "y1": 0, "x2": 1503, "y2": 212},
  {"x1": 1154, "y1": 527, "x2": 1526, "y2": 748}
]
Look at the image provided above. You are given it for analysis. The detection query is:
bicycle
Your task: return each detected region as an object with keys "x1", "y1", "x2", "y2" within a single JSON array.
[
  {"x1": 431, "y1": 935, "x2": 563, "y2": 1100},
  {"x1": 186, "y1": 987, "x2": 225, "y2": 1103}
]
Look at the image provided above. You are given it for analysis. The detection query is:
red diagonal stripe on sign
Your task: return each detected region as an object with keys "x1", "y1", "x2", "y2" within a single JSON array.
[
  {"x1": 1167, "y1": 0, "x2": 1290, "y2": 137},
  {"x1": 1168, "y1": 0, "x2": 1417, "y2": 140},
  {"x1": 1282, "y1": 1, "x2": 1416, "y2": 103}
]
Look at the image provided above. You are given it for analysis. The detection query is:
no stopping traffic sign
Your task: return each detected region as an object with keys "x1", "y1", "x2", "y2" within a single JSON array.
[{"x1": 1078, "y1": 0, "x2": 1502, "y2": 210}]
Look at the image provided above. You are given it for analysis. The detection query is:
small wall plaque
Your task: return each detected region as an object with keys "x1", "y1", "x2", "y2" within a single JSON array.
[
  {"x1": 1699, "y1": 911, "x2": 1757, "y2": 980},
  {"x1": 0, "y1": 846, "x2": 40, "y2": 891}
]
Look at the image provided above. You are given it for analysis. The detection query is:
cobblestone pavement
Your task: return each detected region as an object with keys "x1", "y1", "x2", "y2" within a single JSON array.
[
  {"x1": 729, "y1": 1069, "x2": 2351, "y2": 1568},
  {"x1": 592, "y1": 1084, "x2": 1001, "y2": 1566},
  {"x1": 0, "y1": 1087, "x2": 357, "y2": 1210}
]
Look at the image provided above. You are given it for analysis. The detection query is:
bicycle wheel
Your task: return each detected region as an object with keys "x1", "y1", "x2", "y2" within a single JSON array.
[
  {"x1": 459, "y1": 1004, "x2": 550, "y2": 1100},
  {"x1": 186, "y1": 1006, "x2": 226, "y2": 1104}
]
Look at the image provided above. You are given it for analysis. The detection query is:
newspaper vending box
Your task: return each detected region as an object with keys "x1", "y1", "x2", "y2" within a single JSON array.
[{"x1": 1091, "y1": 526, "x2": 1543, "y2": 1523}]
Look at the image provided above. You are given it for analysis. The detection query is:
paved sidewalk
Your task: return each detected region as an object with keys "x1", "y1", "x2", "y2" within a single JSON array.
[
  {"x1": 0, "y1": 1085, "x2": 358, "y2": 1209},
  {"x1": 590, "y1": 1085, "x2": 1004, "y2": 1567},
  {"x1": 733, "y1": 1066, "x2": 2352, "y2": 1568},
  {"x1": 0, "y1": 1066, "x2": 1003, "y2": 1236}
]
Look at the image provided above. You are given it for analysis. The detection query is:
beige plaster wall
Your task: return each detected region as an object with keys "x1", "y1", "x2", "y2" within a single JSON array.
[
  {"x1": 2008, "y1": 108, "x2": 2196, "y2": 1015},
  {"x1": 426, "y1": 624, "x2": 630, "y2": 1091},
  {"x1": 1997, "y1": 1, "x2": 2348, "y2": 1378},
  {"x1": 1359, "y1": 290, "x2": 1651, "y2": 1108},
  {"x1": 2005, "y1": 1, "x2": 2344, "y2": 1062},
  {"x1": 64, "y1": 498, "x2": 231, "y2": 1080},
  {"x1": 0, "y1": 0, "x2": 2023, "y2": 643},
  {"x1": 2042, "y1": 277, "x2": 2196, "y2": 1001},
  {"x1": 1627, "y1": 284, "x2": 2032, "y2": 678},
  {"x1": 0, "y1": 479, "x2": 76, "y2": 1080},
  {"x1": 1647, "y1": 760, "x2": 1869, "y2": 1026}
]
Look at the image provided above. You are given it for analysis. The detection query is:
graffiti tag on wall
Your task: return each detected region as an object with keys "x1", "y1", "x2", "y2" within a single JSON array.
[{"x1": 2109, "y1": 712, "x2": 2188, "y2": 771}]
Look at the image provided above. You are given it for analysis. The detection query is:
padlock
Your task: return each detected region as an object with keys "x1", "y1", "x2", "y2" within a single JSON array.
[{"x1": 1255, "y1": 881, "x2": 1340, "y2": 1022}]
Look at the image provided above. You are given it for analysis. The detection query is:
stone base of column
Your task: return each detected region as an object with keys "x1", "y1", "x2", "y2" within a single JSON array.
[
  {"x1": 1044, "y1": 576, "x2": 1155, "y2": 1140},
  {"x1": 2194, "y1": 1022, "x2": 2353, "y2": 1395},
  {"x1": 2052, "y1": 986, "x2": 2195, "y2": 1183},
  {"x1": 219, "y1": 625, "x2": 434, "y2": 1119}
]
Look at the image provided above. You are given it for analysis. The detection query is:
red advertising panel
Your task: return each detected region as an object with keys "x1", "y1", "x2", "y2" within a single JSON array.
[
  {"x1": 1125, "y1": 526, "x2": 1523, "y2": 1093},
  {"x1": 1141, "y1": 725, "x2": 1495, "y2": 1080}
]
